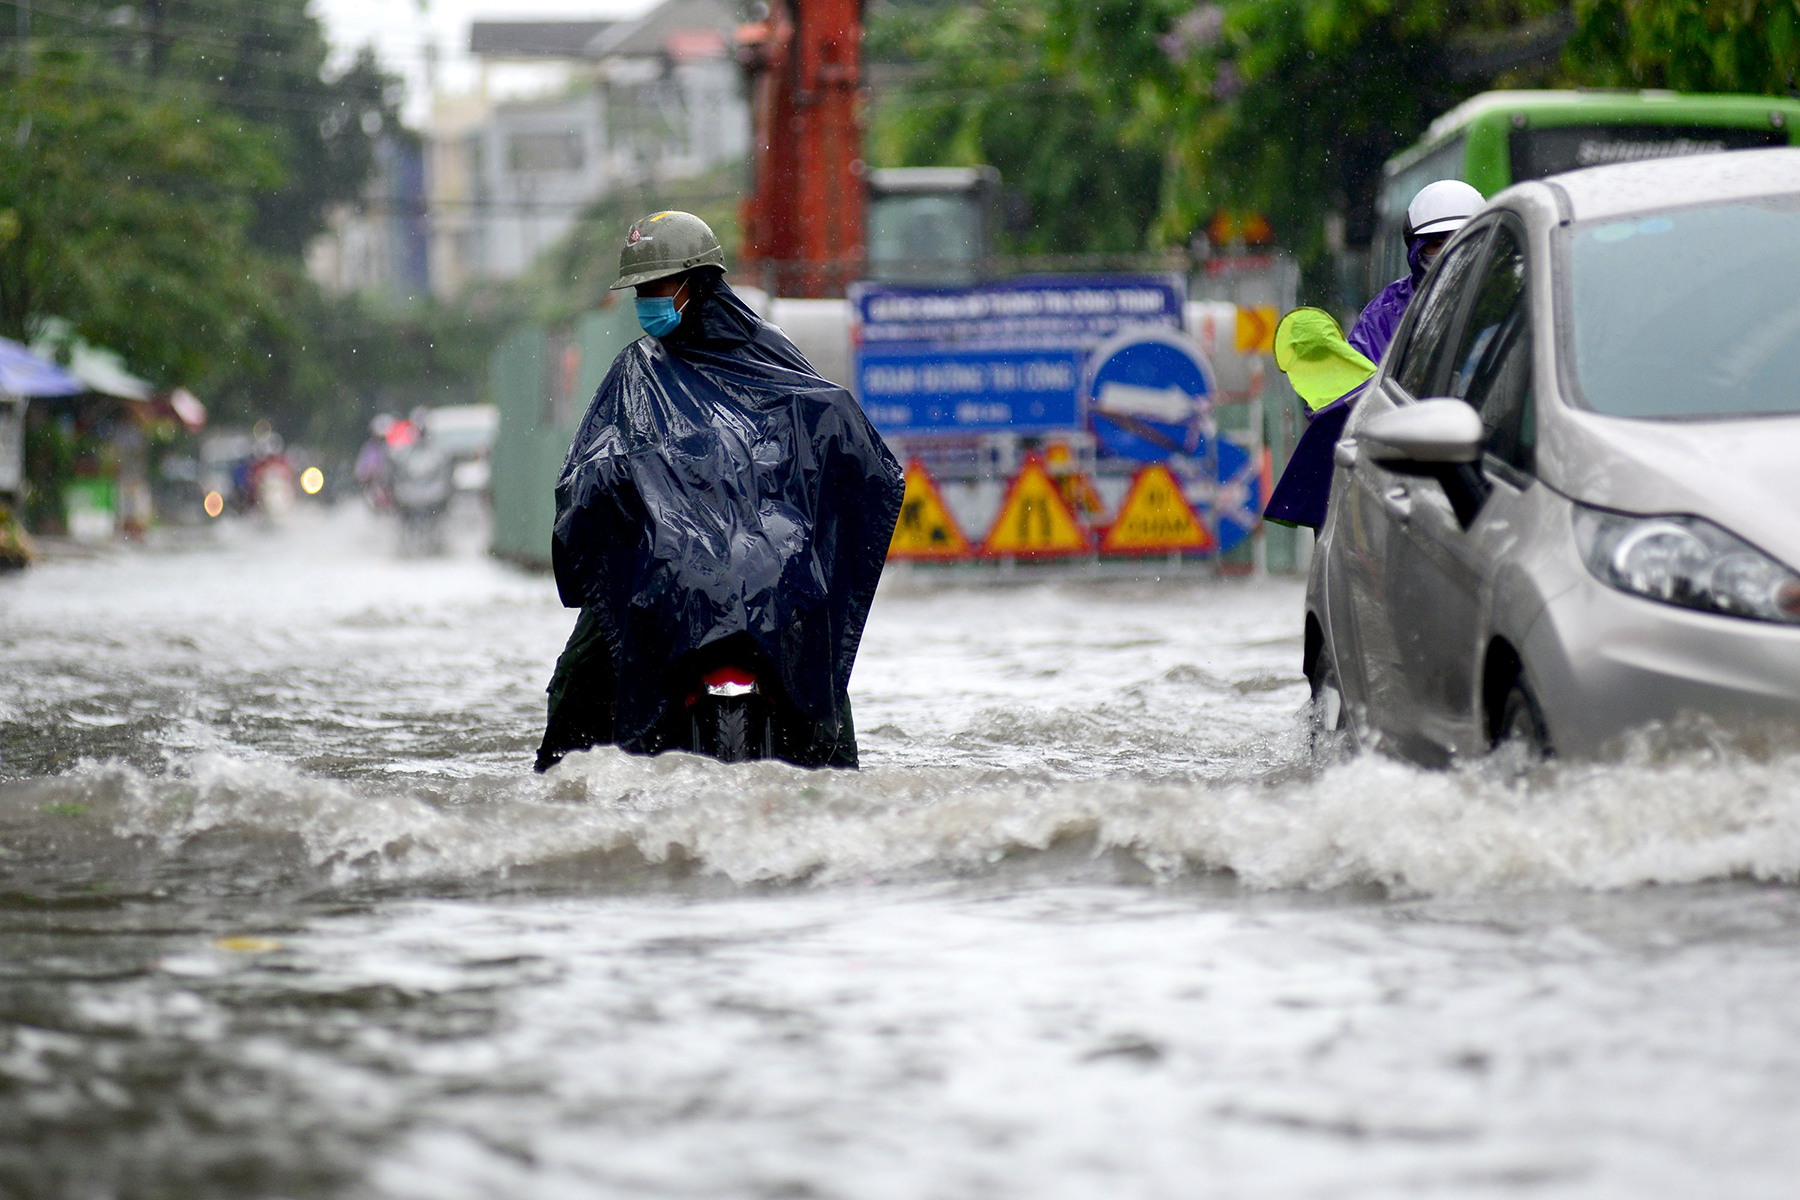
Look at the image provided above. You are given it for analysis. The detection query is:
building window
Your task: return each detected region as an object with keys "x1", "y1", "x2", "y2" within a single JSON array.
[{"x1": 508, "y1": 131, "x2": 584, "y2": 174}]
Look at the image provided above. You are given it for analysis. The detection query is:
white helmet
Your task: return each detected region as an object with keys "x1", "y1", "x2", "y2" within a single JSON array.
[{"x1": 1406, "y1": 179, "x2": 1484, "y2": 239}]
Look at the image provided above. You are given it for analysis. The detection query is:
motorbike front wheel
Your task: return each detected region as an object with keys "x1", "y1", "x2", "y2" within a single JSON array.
[{"x1": 690, "y1": 695, "x2": 774, "y2": 763}]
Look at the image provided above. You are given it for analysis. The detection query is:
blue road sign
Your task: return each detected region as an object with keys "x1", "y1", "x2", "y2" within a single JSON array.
[
  {"x1": 852, "y1": 276, "x2": 1184, "y2": 435},
  {"x1": 1082, "y1": 326, "x2": 1262, "y2": 554},
  {"x1": 1084, "y1": 327, "x2": 1214, "y2": 462}
]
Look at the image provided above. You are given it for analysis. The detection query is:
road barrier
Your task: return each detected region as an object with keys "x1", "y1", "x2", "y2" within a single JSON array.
[{"x1": 887, "y1": 455, "x2": 1268, "y2": 566}]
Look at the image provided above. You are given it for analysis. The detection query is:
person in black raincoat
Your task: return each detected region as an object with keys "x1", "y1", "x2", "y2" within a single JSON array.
[{"x1": 535, "y1": 211, "x2": 904, "y2": 772}]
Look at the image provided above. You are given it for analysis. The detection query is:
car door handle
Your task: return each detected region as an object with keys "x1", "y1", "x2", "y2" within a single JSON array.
[
  {"x1": 1333, "y1": 440, "x2": 1358, "y2": 469},
  {"x1": 1382, "y1": 487, "x2": 1413, "y2": 523}
]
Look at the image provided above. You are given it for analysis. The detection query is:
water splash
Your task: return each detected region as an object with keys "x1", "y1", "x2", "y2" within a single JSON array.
[{"x1": 12, "y1": 731, "x2": 1800, "y2": 899}]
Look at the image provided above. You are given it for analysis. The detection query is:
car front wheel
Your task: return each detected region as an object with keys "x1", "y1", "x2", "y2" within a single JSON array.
[
  {"x1": 1494, "y1": 679, "x2": 1551, "y2": 764},
  {"x1": 1308, "y1": 653, "x2": 1353, "y2": 759}
]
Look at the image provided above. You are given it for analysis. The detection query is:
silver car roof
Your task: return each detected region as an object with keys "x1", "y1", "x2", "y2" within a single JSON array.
[{"x1": 1544, "y1": 146, "x2": 1800, "y2": 222}]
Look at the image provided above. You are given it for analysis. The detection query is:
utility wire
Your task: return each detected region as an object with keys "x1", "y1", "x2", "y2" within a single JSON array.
[
  {"x1": 10, "y1": 49, "x2": 404, "y2": 115},
  {"x1": 346, "y1": 191, "x2": 746, "y2": 217},
  {"x1": 22, "y1": 0, "x2": 327, "y2": 53},
  {"x1": 23, "y1": 0, "x2": 353, "y2": 40},
  {"x1": 17, "y1": 0, "x2": 405, "y2": 81}
]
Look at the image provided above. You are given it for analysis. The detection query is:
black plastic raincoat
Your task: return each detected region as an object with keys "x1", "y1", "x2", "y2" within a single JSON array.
[{"x1": 536, "y1": 275, "x2": 903, "y2": 771}]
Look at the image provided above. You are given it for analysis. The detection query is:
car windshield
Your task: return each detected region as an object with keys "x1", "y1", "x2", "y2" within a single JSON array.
[{"x1": 1567, "y1": 199, "x2": 1800, "y2": 419}]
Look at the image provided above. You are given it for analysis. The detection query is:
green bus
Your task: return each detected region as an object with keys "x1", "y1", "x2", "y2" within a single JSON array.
[{"x1": 1373, "y1": 89, "x2": 1800, "y2": 287}]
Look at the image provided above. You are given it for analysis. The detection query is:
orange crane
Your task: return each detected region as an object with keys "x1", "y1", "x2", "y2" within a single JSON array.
[{"x1": 736, "y1": 0, "x2": 866, "y2": 298}]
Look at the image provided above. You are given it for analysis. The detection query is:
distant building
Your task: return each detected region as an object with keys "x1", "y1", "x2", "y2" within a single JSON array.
[
  {"x1": 422, "y1": 95, "x2": 487, "y2": 301},
  {"x1": 465, "y1": 89, "x2": 614, "y2": 284},
  {"x1": 420, "y1": 0, "x2": 750, "y2": 297},
  {"x1": 467, "y1": 20, "x2": 615, "y2": 60},
  {"x1": 591, "y1": 0, "x2": 750, "y2": 186},
  {"x1": 306, "y1": 134, "x2": 431, "y2": 303}
]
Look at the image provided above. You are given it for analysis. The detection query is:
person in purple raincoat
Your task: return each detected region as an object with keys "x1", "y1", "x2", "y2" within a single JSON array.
[
  {"x1": 1347, "y1": 180, "x2": 1485, "y2": 365},
  {"x1": 1264, "y1": 180, "x2": 1486, "y2": 528}
]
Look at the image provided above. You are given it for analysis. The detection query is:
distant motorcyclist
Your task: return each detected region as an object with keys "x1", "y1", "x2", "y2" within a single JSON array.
[
  {"x1": 390, "y1": 410, "x2": 453, "y2": 552},
  {"x1": 1348, "y1": 179, "x2": 1484, "y2": 365},
  {"x1": 536, "y1": 211, "x2": 903, "y2": 773},
  {"x1": 246, "y1": 428, "x2": 298, "y2": 521},
  {"x1": 356, "y1": 415, "x2": 396, "y2": 510}
]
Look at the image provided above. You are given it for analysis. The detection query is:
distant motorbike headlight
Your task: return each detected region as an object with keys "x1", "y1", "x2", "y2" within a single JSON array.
[{"x1": 1573, "y1": 505, "x2": 1800, "y2": 624}]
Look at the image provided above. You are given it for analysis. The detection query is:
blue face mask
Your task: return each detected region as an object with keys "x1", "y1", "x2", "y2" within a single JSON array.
[{"x1": 635, "y1": 295, "x2": 685, "y2": 338}]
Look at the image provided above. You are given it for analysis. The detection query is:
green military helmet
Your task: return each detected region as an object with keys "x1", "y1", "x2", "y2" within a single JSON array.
[{"x1": 610, "y1": 210, "x2": 727, "y2": 291}]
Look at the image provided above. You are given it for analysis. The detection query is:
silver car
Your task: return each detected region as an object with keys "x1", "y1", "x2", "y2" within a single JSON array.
[{"x1": 1306, "y1": 147, "x2": 1800, "y2": 763}]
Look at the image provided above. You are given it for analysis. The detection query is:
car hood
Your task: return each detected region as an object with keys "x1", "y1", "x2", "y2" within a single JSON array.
[{"x1": 1543, "y1": 408, "x2": 1800, "y2": 565}]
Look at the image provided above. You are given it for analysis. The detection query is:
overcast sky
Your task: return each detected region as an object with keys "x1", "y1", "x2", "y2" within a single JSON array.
[{"x1": 310, "y1": 0, "x2": 659, "y2": 124}]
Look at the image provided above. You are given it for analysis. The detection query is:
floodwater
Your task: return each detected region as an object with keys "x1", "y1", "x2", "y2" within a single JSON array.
[{"x1": 6, "y1": 506, "x2": 1800, "y2": 1199}]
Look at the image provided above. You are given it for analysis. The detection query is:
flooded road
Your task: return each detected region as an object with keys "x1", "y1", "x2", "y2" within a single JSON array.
[{"x1": 6, "y1": 507, "x2": 1800, "y2": 1198}]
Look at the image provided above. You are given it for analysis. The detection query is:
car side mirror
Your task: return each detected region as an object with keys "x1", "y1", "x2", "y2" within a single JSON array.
[
  {"x1": 1360, "y1": 398, "x2": 1483, "y2": 468},
  {"x1": 1358, "y1": 398, "x2": 1489, "y2": 528}
]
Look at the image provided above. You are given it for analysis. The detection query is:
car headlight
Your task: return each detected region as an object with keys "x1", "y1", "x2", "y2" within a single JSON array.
[{"x1": 1572, "y1": 506, "x2": 1800, "y2": 624}]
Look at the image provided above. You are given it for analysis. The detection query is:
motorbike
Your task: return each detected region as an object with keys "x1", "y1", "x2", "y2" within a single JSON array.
[{"x1": 389, "y1": 440, "x2": 453, "y2": 555}]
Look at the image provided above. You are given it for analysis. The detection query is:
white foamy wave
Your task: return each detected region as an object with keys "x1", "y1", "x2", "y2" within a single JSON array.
[{"x1": 12, "y1": 740, "x2": 1800, "y2": 897}]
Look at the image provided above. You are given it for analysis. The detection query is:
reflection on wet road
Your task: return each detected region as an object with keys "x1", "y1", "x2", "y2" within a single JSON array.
[{"x1": 5, "y1": 508, "x2": 1800, "y2": 1198}]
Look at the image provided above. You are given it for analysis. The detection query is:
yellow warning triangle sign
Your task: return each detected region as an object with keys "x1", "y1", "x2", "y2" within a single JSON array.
[
  {"x1": 1101, "y1": 464, "x2": 1213, "y2": 555},
  {"x1": 888, "y1": 460, "x2": 971, "y2": 560},
  {"x1": 981, "y1": 456, "x2": 1091, "y2": 557}
]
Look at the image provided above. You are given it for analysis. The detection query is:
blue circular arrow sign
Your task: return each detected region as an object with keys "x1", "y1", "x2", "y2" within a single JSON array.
[{"x1": 1082, "y1": 326, "x2": 1261, "y2": 554}]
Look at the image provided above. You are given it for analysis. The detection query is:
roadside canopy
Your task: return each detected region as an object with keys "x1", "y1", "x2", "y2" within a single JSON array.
[
  {"x1": 0, "y1": 335, "x2": 83, "y2": 397},
  {"x1": 31, "y1": 318, "x2": 155, "y2": 401}
]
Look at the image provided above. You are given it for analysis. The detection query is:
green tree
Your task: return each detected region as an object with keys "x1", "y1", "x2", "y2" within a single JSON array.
[
  {"x1": 1566, "y1": 0, "x2": 1800, "y2": 93},
  {"x1": 868, "y1": 0, "x2": 1167, "y2": 254},
  {"x1": 234, "y1": 270, "x2": 501, "y2": 448},
  {"x1": 1059, "y1": 0, "x2": 1567, "y2": 256},
  {"x1": 0, "y1": 52, "x2": 280, "y2": 385},
  {"x1": 0, "y1": 1, "x2": 487, "y2": 450},
  {"x1": 875, "y1": 0, "x2": 1800, "y2": 278},
  {"x1": 8, "y1": 0, "x2": 407, "y2": 257}
]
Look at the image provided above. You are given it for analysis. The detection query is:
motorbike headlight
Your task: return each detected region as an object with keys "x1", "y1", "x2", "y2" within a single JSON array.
[{"x1": 1572, "y1": 505, "x2": 1800, "y2": 624}]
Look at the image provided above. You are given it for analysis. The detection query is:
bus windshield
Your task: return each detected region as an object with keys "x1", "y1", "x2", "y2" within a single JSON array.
[
  {"x1": 1512, "y1": 124, "x2": 1787, "y2": 179},
  {"x1": 1567, "y1": 199, "x2": 1800, "y2": 419}
]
